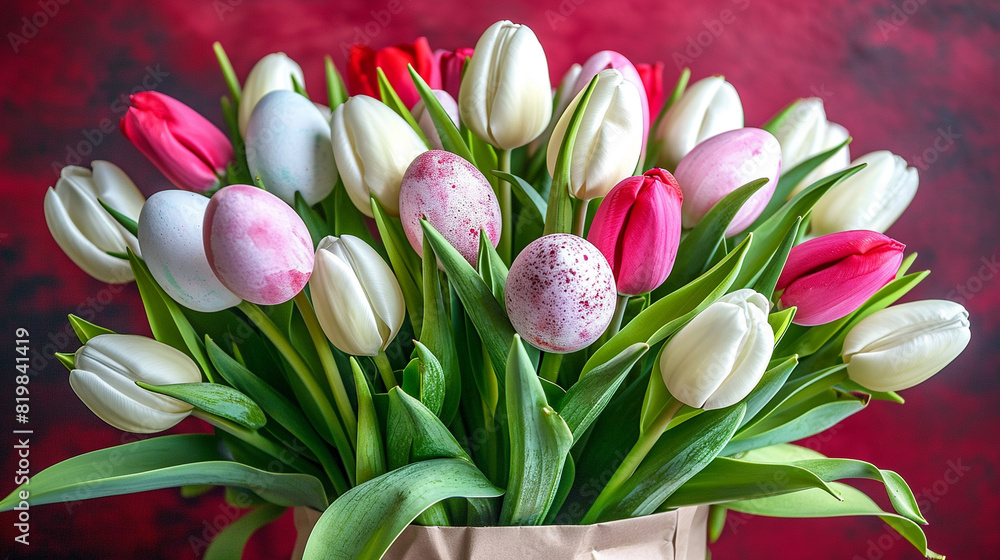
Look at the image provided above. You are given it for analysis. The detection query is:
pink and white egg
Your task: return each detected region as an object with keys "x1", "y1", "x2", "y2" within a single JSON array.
[{"x1": 505, "y1": 234, "x2": 618, "y2": 354}]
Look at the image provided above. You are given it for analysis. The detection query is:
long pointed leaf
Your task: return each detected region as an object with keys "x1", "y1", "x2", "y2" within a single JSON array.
[{"x1": 558, "y1": 343, "x2": 648, "y2": 441}]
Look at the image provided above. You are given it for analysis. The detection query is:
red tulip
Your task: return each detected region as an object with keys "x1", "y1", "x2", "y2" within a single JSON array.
[
  {"x1": 635, "y1": 62, "x2": 665, "y2": 119},
  {"x1": 587, "y1": 169, "x2": 683, "y2": 296},
  {"x1": 347, "y1": 37, "x2": 439, "y2": 109},
  {"x1": 777, "y1": 230, "x2": 905, "y2": 326},
  {"x1": 120, "y1": 91, "x2": 233, "y2": 193},
  {"x1": 435, "y1": 47, "x2": 473, "y2": 99}
]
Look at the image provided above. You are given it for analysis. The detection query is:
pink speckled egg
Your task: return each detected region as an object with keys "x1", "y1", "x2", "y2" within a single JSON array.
[
  {"x1": 505, "y1": 234, "x2": 617, "y2": 354},
  {"x1": 399, "y1": 150, "x2": 501, "y2": 267},
  {"x1": 203, "y1": 185, "x2": 314, "y2": 305}
]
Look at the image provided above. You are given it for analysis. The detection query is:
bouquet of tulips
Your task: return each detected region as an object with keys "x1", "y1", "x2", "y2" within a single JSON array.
[{"x1": 7, "y1": 19, "x2": 971, "y2": 559}]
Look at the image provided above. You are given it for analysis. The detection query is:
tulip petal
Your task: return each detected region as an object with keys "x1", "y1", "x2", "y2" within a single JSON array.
[
  {"x1": 704, "y1": 304, "x2": 774, "y2": 410},
  {"x1": 44, "y1": 186, "x2": 135, "y2": 284},
  {"x1": 90, "y1": 160, "x2": 145, "y2": 220},
  {"x1": 311, "y1": 249, "x2": 385, "y2": 356},
  {"x1": 337, "y1": 235, "x2": 406, "y2": 349},
  {"x1": 69, "y1": 369, "x2": 190, "y2": 433}
]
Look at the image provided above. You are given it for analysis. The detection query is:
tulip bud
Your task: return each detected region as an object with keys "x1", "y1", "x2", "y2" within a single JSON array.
[
  {"x1": 635, "y1": 62, "x2": 665, "y2": 119},
  {"x1": 330, "y1": 95, "x2": 428, "y2": 217},
  {"x1": 138, "y1": 190, "x2": 241, "y2": 312},
  {"x1": 399, "y1": 150, "x2": 501, "y2": 266},
  {"x1": 120, "y1": 92, "x2": 234, "y2": 193},
  {"x1": 347, "y1": 38, "x2": 438, "y2": 109},
  {"x1": 505, "y1": 234, "x2": 617, "y2": 353},
  {"x1": 566, "y1": 51, "x2": 650, "y2": 144},
  {"x1": 238, "y1": 53, "x2": 305, "y2": 137},
  {"x1": 660, "y1": 290, "x2": 774, "y2": 410},
  {"x1": 43, "y1": 161, "x2": 144, "y2": 284},
  {"x1": 587, "y1": 169, "x2": 683, "y2": 295},
  {"x1": 653, "y1": 76, "x2": 744, "y2": 170},
  {"x1": 546, "y1": 69, "x2": 644, "y2": 200},
  {"x1": 310, "y1": 235, "x2": 406, "y2": 356},
  {"x1": 459, "y1": 20, "x2": 552, "y2": 149},
  {"x1": 203, "y1": 185, "x2": 314, "y2": 305},
  {"x1": 434, "y1": 47, "x2": 474, "y2": 100},
  {"x1": 411, "y1": 90, "x2": 459, "y2": 150},
  {"x1": 777, "y1": 230, "x2": 905, "y2": 326},
  {"x1": 770, "y1": 98, "x2": 850, "y2": 196},
  {"x1": 810, "y1": 151, "x2": 918, "y2": 236},
  {"x1": 843, "y1": 300, "x2": 970, "y2": 392},
  {"x1": 245, "y1": 90, "x2": 338, "y2": 206},
  {"x1": 70, "y1": 334, "x2": 202, "y2": 433},
  {"x1": 674, "y1": 128, "x2": 782, "y2": 236}
]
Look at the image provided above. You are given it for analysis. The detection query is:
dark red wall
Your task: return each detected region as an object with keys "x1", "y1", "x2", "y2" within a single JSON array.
[{"x1": 1, "y1": 0, "x2": 997, "y2": 558}]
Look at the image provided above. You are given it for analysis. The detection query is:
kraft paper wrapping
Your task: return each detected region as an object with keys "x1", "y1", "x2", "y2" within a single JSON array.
[{"x1": 292, "y1": 505, "x2": 710, "y2": 559}]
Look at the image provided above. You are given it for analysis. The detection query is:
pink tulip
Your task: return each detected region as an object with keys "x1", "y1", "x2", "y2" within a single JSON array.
[
  {"x1": 777, "y1": 230, "x2": 905, "y2": 326},
  {"x1": 635, "y1": 62, "x2": 665, "y2": 119},
  {"x1": 566, "y1": 51, "x2": 650, "y2": 145},
  {"x1": 120, "y1": 91, "x2": 233, "y2": 193},
  {"x1": 505, "y1": 234, "x2": 617, "y2": 353},
  {"x1": 434, "y1": 47, "x2": 474, "y2": 99},
  {"x1": 673, "y1": 127, "x2": 781, "y2": 236},
  {"x1": 587, "y1": 169, "x2": 683, "y2": 295},
  {"x1": 203, "y1": 185, "x2": 314, "y2": 305}
]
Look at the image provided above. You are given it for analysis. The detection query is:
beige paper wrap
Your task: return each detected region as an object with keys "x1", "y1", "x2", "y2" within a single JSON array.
[{"x1": 292, "y1": 505, "x2": 710, "y2": 559}]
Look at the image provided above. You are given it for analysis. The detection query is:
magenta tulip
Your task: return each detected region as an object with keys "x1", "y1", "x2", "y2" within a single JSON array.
[
  {"x1": 203, "y1": 185, "x2": 314, "y2": 305},
  {"x1": 777, "y1": 230, "x2": 905, "y2": 326},
  {"x1": 635, "y1": 62, "x2": 665, "y2": 119},
  {"x1": 434, "y1": 47, "x2": 474, "y2": 99},
  {"x1": 587, "y1": 169, "x2": 683, "y2": 295},
  {"x1": 120, "y1": 91, "x2": 233, "y2": 193},
  {"x1": 505, "y1": 234, "x2": 617, "y2": 353},
  {"x1": 673, "y1": 127, "x2": 781, "y2": 236}
]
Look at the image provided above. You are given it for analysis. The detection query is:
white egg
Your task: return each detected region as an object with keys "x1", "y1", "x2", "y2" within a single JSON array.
[
  {"x1": 245, "y1": 90, "x2": 338, "y2": 206},
  {"x1": 138, "y1": 190, "x2": 242, "y2": 312}
]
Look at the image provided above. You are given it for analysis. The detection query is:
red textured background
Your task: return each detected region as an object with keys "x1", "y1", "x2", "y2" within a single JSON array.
[{"x1": 1, "y1": 0, "x2": 998, "y2": 558}]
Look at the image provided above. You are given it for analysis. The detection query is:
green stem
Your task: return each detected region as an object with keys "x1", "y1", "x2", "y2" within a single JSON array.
[
  {"x1": 539, "y1": 352, "x2": 563, "y2": 384},
  {"x1": 237, "y1": 301, "x2": 357, "y2": 485},
  {"x1": 608, "y1": 295, "x2": 629, "y2": 338},
  {"x1": 498, "y1": 149, "x2": 513, "y2": 265},
  {"x1": 373, "y1": 350, "x2": 398, "y2": 389},
  {"x1": 293, "y1": 292, "x2": 358, "y2": 448},
  {"x1": 581, "y1": 397, "x2": 683, "y2": 523},
  {"x1": 572, "y1": 197, "x2": 590, "y2": 238}
]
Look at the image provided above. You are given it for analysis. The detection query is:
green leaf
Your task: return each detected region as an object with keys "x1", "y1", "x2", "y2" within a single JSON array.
[
  {"x1": 660, "y1": 178, "x2": 770, "y2": 293},
  {"x1": 303, "y1": 459, "x2": 503, "y2": 560},
  {"x1": 597, "y1": 404, "x2": 746, "y2": 521},
  {"x1": 352, "y1": 358, "x2": 386, "y2": 485},
  {"x1": 376, "y1": 67, "x2": 429, "y2": 147},
  {"x1": 55, "y1": 352, "x2": 76, "y2": 371},
  {"x1": 406, "y1": 340, "x2": 447, "y2": 416},
  {"x1": 204, "y1": 504, "x2": 286, "y2": 560},
  {"x1": 741, "y1": 363, "x2": 848, "y2": 433},
  {"x1": 500, "y1": 335, "x2": 574, "y2": 525},
  {"x1": 544, "y1": 76, "x2": 598, "y2": 235},
  {"x1": 727, "y1": 484, "x2": 942, "y2": 559},
  {"x1": 331, "y1": 181, "x2": 378, "y2": 246},
  {"x1": 420, "y1": 235, "x2": 461, "y2": 424},
  {"x1": 752, "y1": 217, "x2": 802, "y2": 300},
  {"x1": 98, "y1": 198, "x2": 138, "y2": 236},
  {"x1": 390, "y1": 387, "x2": 470, "y2": 463},
  {"x1": 422, "y1": 219, "x2": 518, "y2": 381},
  {"x1": 739, "y1": 356, "x2": 799, "y2": 428},
  {"x1": 663, "y1": 456, "x2": 839, "y2": 508},
  {"x1": 0, "y1": 434, "x2": 328, "y2": 512},
  {"x1": 544, "y1": 454, "x2": 576, "y2": 525},
  {"x1": 493, "y1": 170, "x2": 547, "y2": 218},
  {"x1": 768, "y1": 308, "x2": 797, "y2": 346},
  {"x1": 558, "y1": 343, "x2": 648, "y2": 442},
  {"x1": 371, "y1": 197, "x2": 424, "y2": 336},
  {"x1": 324, "y1": 55, "x2": 348, "y2": 110},
  {"x1": 294, "y1": 192, "x2": 335, "y2": 247},
  {"x1": 407, "y1": 64, "x2": 475, "y2": 162},
  {"x1": 137, "y1": 382, "x2": 266, "y2": 430},
  {"x1": 477, "y1": 230, "x2": 508, "y2": 308},
  {"x1": 212, "y1": 42, "x2": 242, "y2": 105},
  {"x1": 68, "y1": 314, "x2": 114, "y2": 344}
]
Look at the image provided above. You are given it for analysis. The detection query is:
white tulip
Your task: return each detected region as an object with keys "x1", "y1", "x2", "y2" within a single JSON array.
[
  {"x1": 411, "y1": 89, "x2": 459, "y2": 150},
  {"x1": 770, "y1": 98, "x2": 851, "y2": 196},
  {"x1": 660, "y1": 290, "x2": 774, "y2": 410},
  {"x1": 459, "y1": 20, "x2": 552, "y2": 149},
  {"x1": 843, "y1": 300, "x2": 970, "y2": 392},
  {"x1": 653, "y1": 76, "x2": 743, "y2": 170},
  {"x1": 330, "y1": 95, "x2": 427, "y2": 217},
  {"x1": 310, "y1": 235, "x2": 406, "y2": 356},
  {"x1": 70, "y1": 334, "x2": 202, "y2": 433},
  {"x1": 528, "y1": 63, "x2": 581, "y2": 155},
  {"x1": 546, "y1": 69, "x2": 644, "y2": 200},
  {"x1": 237, "y1": 52, "x2": 304, "y2": 137},
  {"x1": 810, "y1": 151, "x2": 918, "y2": 236},
  {"x1": 43, "y1": 161, "x2": 144, "y2": 284}
]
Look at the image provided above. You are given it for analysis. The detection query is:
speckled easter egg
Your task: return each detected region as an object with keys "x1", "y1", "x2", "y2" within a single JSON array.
[
  {"x1": 203, "y1": 185, "x2": 314, "y2": 305},
  {"x1": 505, "y1": 234, "x2": 617, "y2": 353},
  {"x1": 138, "y1": 190, "x2": 241, "y2": 312},
  {"x1": 245, "y1": 90, "x2": 338, "y2": 206},
  {"x1": 399, "y1": 150, "x2": 501, "y2": 267}
]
